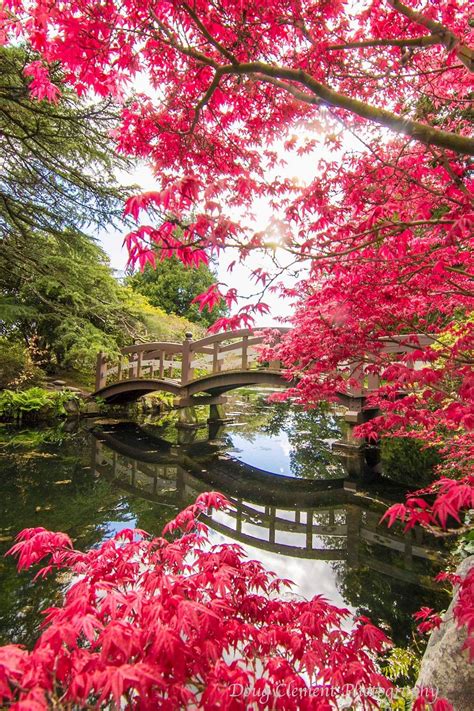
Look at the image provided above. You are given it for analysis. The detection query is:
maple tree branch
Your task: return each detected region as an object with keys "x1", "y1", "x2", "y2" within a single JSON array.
[
  {"x1": 327, "y1": 111, "x2": 466, "y2": 206},
  {"x1": 252, "y1": 74, "x2": 321, "y2": 105},
  {"x1": 445, "y1": 279, "x2": 474, "y2": 297},
  {"x1": 185, "y1": 68, "x2": 225, "y2": 134},
  {"x1": 427, "y1": 146, "x2": 472, "y2": 196},
  {"x1": 219, "y1": 61, "x2": 474, "y2": 155},
  {"x1": 327, "y1": 34, "x2": 439, "y2": 51},
  {"x1": 181, "y1": 2, "x2": 238, "y2": 65},
  {"x1": 387, "y1": 0, "x2": 474, "y2": 72},
  {"x1": 146, "y1": 12, "x2": 473, "y2": 154},
  {"x1": 148, "y1": 9, "x2": 219, "y2": 68}
]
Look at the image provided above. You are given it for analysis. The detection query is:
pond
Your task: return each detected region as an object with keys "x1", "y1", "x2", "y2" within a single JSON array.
[{"x1": 0, "y1": 390, "x2": 449, "y2": 653}]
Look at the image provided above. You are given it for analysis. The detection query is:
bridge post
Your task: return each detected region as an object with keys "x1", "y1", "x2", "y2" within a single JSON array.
[
  {"x1": 242, "y1": 335, "x2": 249, "y2": 369},
  {"x1": 333, "y1": 406, "x2": 381, "y2": 480},
  {"x1": 346, "y1": 505, "x2": 361, "y2": 568},
  {"x1": 95, "y1": 352, "x2": 107, "y2": 390},
  {"x1": 181, "y1": 332, "x2": 193, "y2": 385},
  {"x1": 208, "y1": 402, "x2": 227, "y2": 423}
]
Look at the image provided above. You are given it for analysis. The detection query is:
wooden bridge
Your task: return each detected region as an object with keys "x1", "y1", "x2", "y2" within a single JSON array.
[{"x1": 94, "y1": 327, "x2": 434, "y2": 407}]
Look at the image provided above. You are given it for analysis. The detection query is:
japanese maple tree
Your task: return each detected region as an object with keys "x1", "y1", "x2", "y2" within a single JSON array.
[
  {"x1": 0, "y1": 493, "x2": 395, "y2": 710},
  {"x1": 1, "y1": 0, "x2": 471, "y2": 278}
]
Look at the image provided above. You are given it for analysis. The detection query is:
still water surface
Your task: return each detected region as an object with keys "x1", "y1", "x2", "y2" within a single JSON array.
[{"x1": 0, "y1": 391, "x2": 448, "y2": 650}]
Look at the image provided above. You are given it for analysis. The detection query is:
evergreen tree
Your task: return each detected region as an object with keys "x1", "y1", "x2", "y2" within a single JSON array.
[
  {"x1": 0, "y1": 45, "x2": 127, "y2": 251},
  {"x1": 127, "y1": 255, "x2": 227, "y2": 328},
  {"x1": 0, "y1": 45, "x2": 221, "y2": 353},
  {"x1": 0, "y1": 46, "x2": 149, "y2": 374}
]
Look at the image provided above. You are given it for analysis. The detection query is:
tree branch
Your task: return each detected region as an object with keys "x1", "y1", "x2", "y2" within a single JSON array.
[
  {"x1": 181, "y1": 2, "x2": 238, "y2": 65},
  {"x1": 185, "y1": 68, "x2": 225, "y2": 134},
  {"x1": 147, "y1": 12, "x2": 474, "y2": 154},
  {"x1": 388, "y1": 0, "x2": 474, "y2": 72},
  {"x1": 327, "y1": 34, "x2": 439, "y2": 51},
  {"x1": 252, "y1": 74, "x2": 321, "y2": 105},
  {"x1": 221, "y1": 61, "x2": 474, "y2": 155}
]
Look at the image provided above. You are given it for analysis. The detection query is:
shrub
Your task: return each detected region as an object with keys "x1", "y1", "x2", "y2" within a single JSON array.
[
  {"x1": 0, "y1": 339, "x2": 44, "y2": 389},
  {"x1": 0, "y1": 388, "x2": 78, "y2": 422},
  {"x1": 381, "y1": 437, "x2": 441, "y2": 487}
]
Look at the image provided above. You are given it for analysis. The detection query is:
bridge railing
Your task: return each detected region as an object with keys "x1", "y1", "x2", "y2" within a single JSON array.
[
  {"x1": 95, "y1": 341, "x2": 184, "y2": 390},
  {"x1": 340, "y1": 333, "x2": 436, "y2": 397},
  {"x1": 95, "y1": 327, "x2": 291, "y2": 390},
  {"x1": 95, "y1": 329, "x2": 436, "y2": 395},
  {"x1": 185, "y1": 327, "x2": 292, "y2": 383}
]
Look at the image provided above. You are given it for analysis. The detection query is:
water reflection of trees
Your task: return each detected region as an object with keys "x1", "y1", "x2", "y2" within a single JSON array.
[
  {"x1": 227, "y1": 394, "x2": 345, "y2": 480},
  {"x1": 333, "y1": 559, "x2": 449, "y2": 648},
  {"x1": 0, "y1": 427, "x2": 177, "y2": 647}
]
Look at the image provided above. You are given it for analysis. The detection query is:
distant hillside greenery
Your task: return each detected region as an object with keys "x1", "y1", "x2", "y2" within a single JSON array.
[
  {"x1": 126, "y1": 255, "x2": 227, "y2": 328},
  {"x1": 0, "y1": 45, "x2": 200, "y2": 389}
]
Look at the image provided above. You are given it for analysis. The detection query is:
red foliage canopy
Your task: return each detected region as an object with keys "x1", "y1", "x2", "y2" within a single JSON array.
[{"x1": 0, "y1": 494, "x2": 394, "y2": 710}]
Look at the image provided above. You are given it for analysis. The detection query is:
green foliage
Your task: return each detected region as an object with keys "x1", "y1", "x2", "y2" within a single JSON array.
[
  {"x1": 382, "y1": 646, "x2": 420, "y2": 685},
  {"x1": 336, "y1": 562, "x2": 449, "y2": 649},
  {"x1": 0, "y1": 388, "x2": 77, "y2": 422},
  {"x1": 0, "y1": 45, "x2": 199, "y2": 378},
  {"x1": 0, "y1": 425, "x2": 72, "y2": 450},
  {"x1": 456, "y1": 511, "x2": 474, "y2": 558},
  {"x1": 1, "y1": 234, "x2": 201, "y2": 375},
  {"x1": 1, "y1": 235, "x2": 145, "y2": 372},
  {"x1": 0, "y1": 427, "x2": 133, "y2": 646},
  {"x1": 127, "y1": 255, "x2": 227, "y2": 328},
  {"x1": 0, "y1": 338, "x2": 43, "y2": 389},
  {"x1": 378, "y1": 647, "x2": 423, "y2": 710},
  {"x1": 381, "y1": 437, "x2": 441, "y2": 487},
  {"x1": 0, "y1": 44, "x2": 128, "y2": 248},
  {"x1": 138, "y1": 391, "x2": 176, "y2": 412},
  {"x1": 0, "y1": 44, "x2": 138, "y2": 374},
  {"x1": 379, "y1": 689, "x2": 414, "y2": 711},
  {"x1": 125, "y1": 289, "x2": 204, "y2": 342}
]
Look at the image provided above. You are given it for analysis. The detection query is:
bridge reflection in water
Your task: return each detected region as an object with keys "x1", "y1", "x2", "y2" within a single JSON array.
[{"x1": 92, "y1": 424, "x2": 442, "y2": 590}]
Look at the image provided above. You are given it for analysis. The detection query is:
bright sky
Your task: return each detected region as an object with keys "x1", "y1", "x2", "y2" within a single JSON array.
[
  {"x1": 98, "y1": 155, "x2": 304, "y2": 324},
  {"x1": 98, "y1": 121, "x2": 363, "y2": 326}
]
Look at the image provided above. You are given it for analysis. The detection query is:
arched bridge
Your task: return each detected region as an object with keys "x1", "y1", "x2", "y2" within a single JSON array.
[
  {"x1": 94, "y1": 327, "x2": 295, "y2": 404},
  {"x1": 94, "y1": 327, "x2": 434, "y2": 406}
]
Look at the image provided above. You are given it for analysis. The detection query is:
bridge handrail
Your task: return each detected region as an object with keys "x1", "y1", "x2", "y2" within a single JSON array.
[
  {"x1": 189, "y1": 326, "x2": 291, "y2": 350},
  {"x1": 96, "y1": 327, "x2": 289, "y2": 390},
  {"x1": 120, "y1": 342, "x2": 183, "y2": 355},
  {"x1": 95, "y1": 328, "x2": 436, "y2": 394}
]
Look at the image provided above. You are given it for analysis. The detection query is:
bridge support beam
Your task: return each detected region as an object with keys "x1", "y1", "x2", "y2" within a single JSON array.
[
  {"x1": 174, "y1": 396, "x2": 232, "y2": 444},
  {"x1": 207, "y1": 403, "x2": 231, "y2": 441},
  {"x1": 333, "y1": 406, "x2": 381, "y2": 480},
  {"x1": 177, "y1": 406, "x2": 199, "y2": 429},
  {"x1": 175, "y1": 406, "x2": 201, "y2": 445},
  {"x1": 208, "y1": 402, "x2": 228, "y2": 424},
  {"x1": 346, "y1": 505, "x2": 362, "y2": 568}
]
